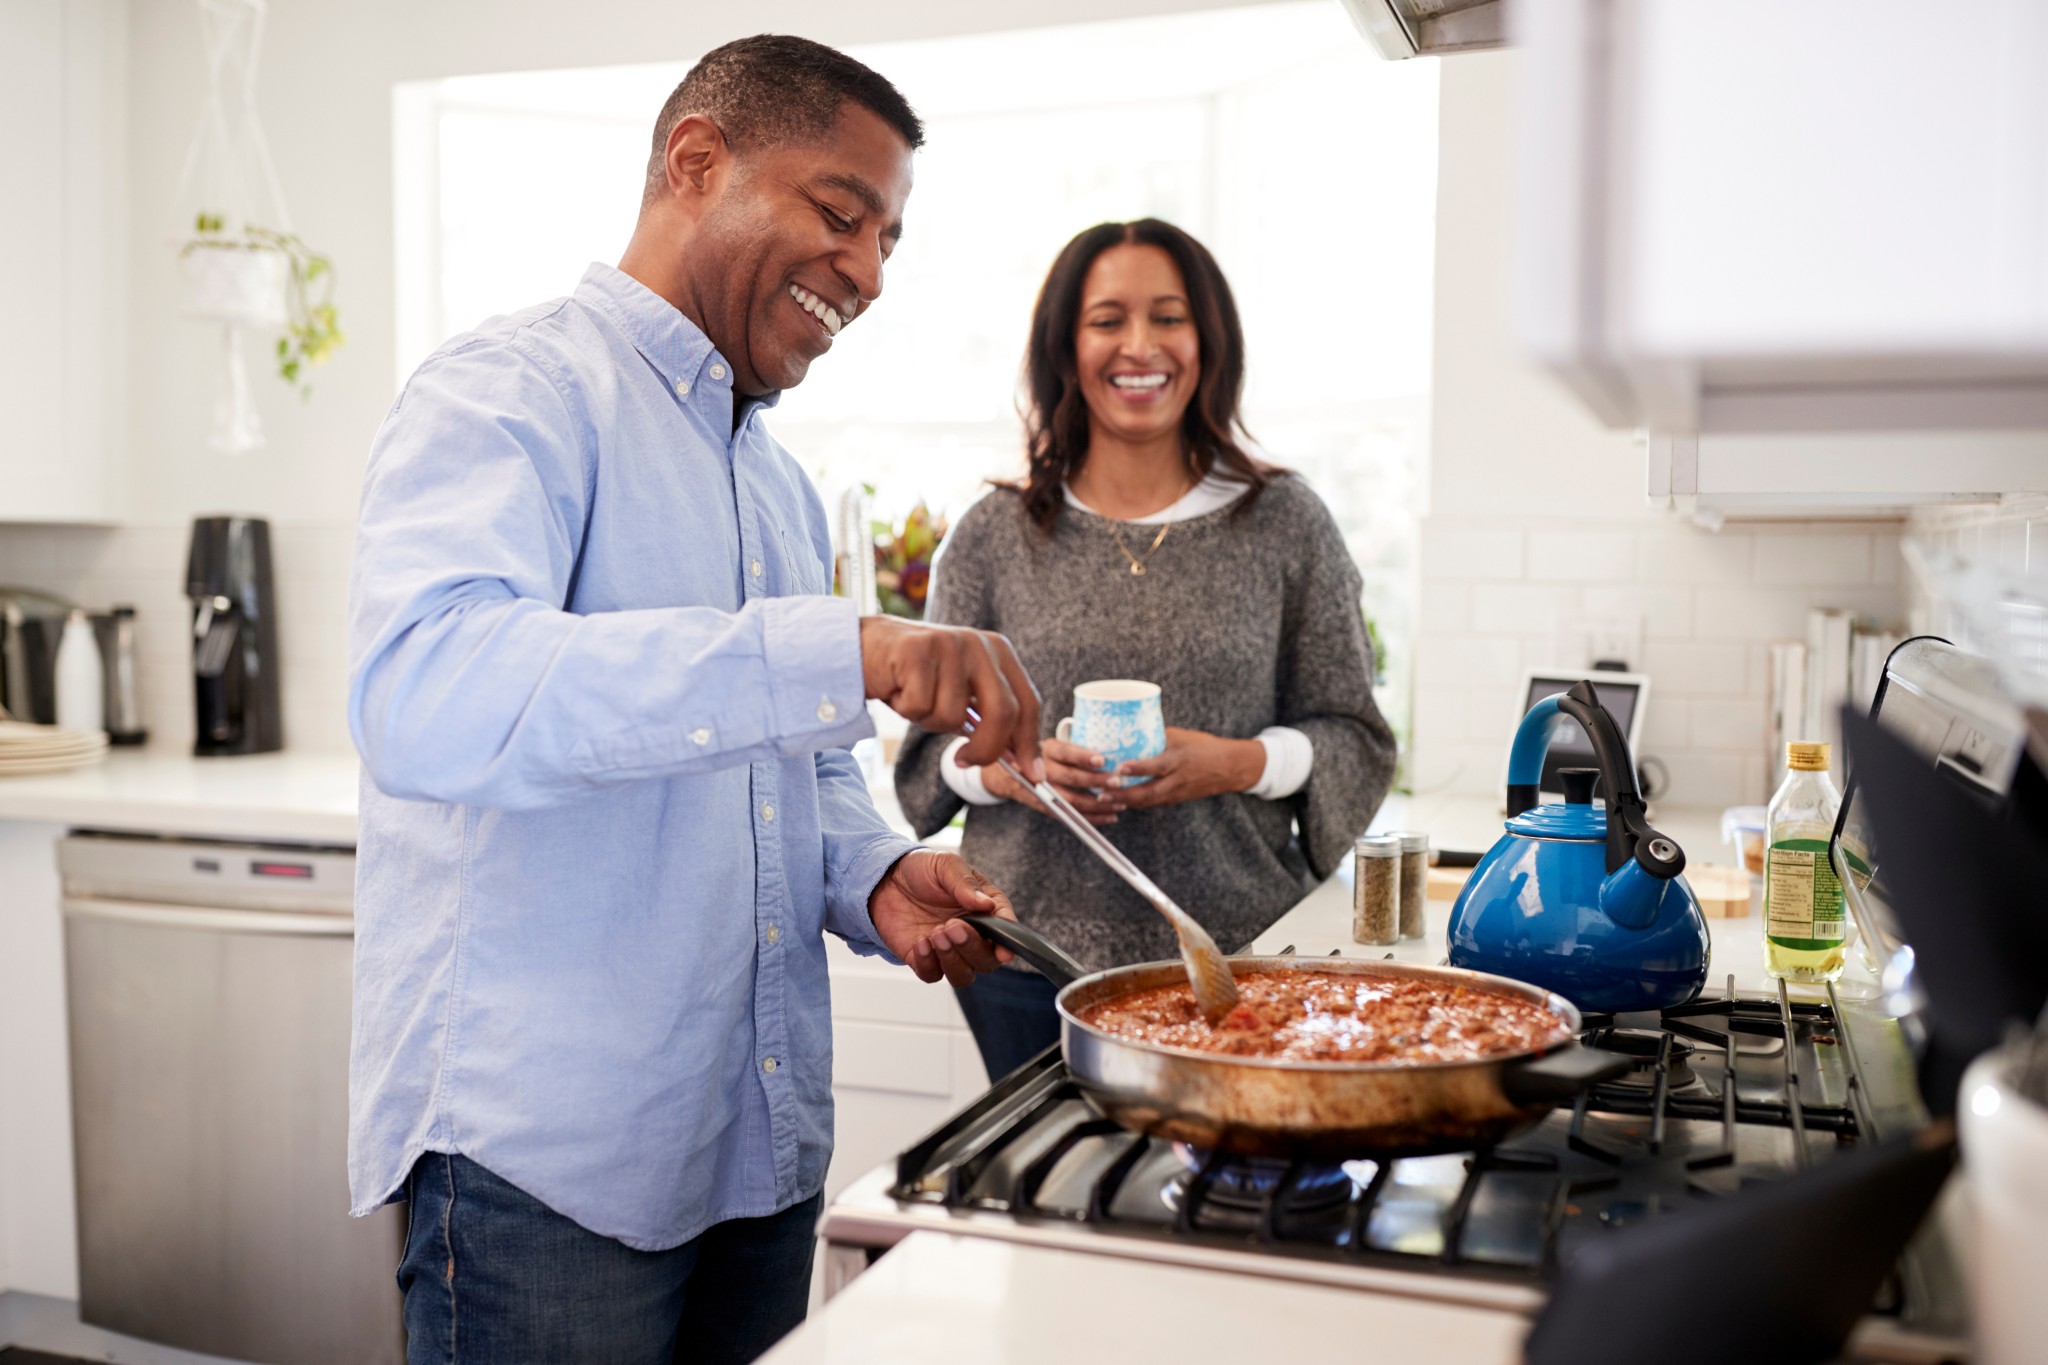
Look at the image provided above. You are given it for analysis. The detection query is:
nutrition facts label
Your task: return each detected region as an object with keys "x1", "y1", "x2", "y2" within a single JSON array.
[{"x1": 1765, "y1": 840, "x2": 1845, "y2": 941}]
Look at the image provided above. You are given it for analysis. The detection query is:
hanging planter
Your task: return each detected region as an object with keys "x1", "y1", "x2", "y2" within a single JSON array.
[{"x1": 173, "y1": 0, "x2": 345, "y2": 453}]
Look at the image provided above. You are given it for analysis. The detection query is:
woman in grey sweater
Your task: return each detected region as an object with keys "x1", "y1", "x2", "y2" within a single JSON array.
[{"x1": 894, "y1": 219, "x2": 1396, "y2": 1079}]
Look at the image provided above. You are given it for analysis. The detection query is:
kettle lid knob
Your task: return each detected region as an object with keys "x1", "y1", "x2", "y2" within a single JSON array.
[{"x1": 1559, "y1": 767, "x2": 1599, "y2": 806}]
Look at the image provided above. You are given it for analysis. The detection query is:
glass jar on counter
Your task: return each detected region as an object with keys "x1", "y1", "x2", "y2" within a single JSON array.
[
  {"x1": 1388, "y1": 830, "x2": 1430, "y2": 939},
  {"x1": 1353, "y1": 834, "x2": 1402, "y2": 946}
]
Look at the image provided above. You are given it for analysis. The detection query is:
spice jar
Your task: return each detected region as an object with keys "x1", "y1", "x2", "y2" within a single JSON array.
[
  {"x1": 1353, "y1": 834, "x2": 1402, "y2": 946},
  {"x1": 1388, "y1": 830, "x2": 1429, "y2": 939}
]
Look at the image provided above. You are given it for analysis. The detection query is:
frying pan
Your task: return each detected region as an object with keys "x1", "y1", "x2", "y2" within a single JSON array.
[{"x1": 967, "y1": 916, "x2": 1634, "y2": 1159}]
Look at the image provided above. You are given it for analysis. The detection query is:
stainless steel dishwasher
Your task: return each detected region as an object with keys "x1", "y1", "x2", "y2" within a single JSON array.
[{"x1": 60, "y1": 831, "x2": 402, "y2": 1365}]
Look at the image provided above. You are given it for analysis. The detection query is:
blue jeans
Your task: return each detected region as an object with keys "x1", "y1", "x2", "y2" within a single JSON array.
[
  {"x1": 399, "y1": 1153, "x2": 820, "y2": 1365},
  {"x1": 954, "y1": 966, "x2": 1063, "y2": 1082}
]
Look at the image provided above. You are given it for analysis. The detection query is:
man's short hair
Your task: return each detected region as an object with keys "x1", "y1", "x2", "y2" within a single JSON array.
[{"x1": 643, "y1": 34, "x2": 924, "y2": 205}]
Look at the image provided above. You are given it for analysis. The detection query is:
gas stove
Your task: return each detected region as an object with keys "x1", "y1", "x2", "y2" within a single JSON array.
[{"x1": 819, "y1": 975, "x2": 1968, "y2": 1361}]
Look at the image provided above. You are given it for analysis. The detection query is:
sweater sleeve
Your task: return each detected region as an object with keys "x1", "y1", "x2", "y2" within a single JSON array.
[
  {"x1": 1273, "y1": 487, "x2": 1398, "y2": 878},
  {"x1": 891, "y1": 500, "x2": 1001, "y2": 838}
]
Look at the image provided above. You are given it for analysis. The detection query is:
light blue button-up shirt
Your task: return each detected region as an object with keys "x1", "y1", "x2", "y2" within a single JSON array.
[{"x1": 345, "y1": 263, "x2": 916, "y2": 1250}]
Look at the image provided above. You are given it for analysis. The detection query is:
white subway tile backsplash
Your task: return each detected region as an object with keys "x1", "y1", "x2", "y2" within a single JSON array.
[
  {"x1": 1419, "y1": 524, "x2": 1524, "y2": 582},
  {"x1": 1470, "y1": 583, "x2": 1568, "y2": 635},
  {"x1": 1689, "y1": 697, "x2": 1767, "y2": 751},
  {"x1": 1637, "y1": 527, "x2": 1752, "y2": 585},
  {"x1": 1694, "y1": 586, "x2": 1817, "y2": 640},
  {"x1": 1578, "y1": 585, "x2": 1694, "y2": 640},
  {"x1": 1418, "y1": 582, "x2": 1471, "y2": 635},
  {"x1": 1655, "y1": 751, "x2": 1747, "y2": 809},
  {"x1": 1751, "y1": 532, "x2": 1872, "y2": 587},
  {"x1": 1412, "y1": 685, "x2": 1469, "y2": 743},
  {"x1": 1641, "y1": 695, "x2": 1689, "y2": 750},
  {"x1": 1640, "y1": 641, "x2": 1751, "y2": 696},
  {"x1": 1527, "y1": 531, "x2": 1634, "y2": 583},
  {"x1": 1416, "y1": 635, "x2": 1523, "y2": 696}
]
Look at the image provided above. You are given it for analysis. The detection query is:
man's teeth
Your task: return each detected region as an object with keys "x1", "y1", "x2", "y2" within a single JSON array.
[
  {"x1": 1110, "y1": 373, "x2": 1169, "y2": 390},
  {"x1": 788, "y1": 285, "x2": 843, "y2": 337}
]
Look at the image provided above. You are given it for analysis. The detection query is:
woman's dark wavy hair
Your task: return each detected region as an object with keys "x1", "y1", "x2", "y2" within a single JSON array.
[{"x1": 1015, "y1": 219, "x2": 1277, "y2": 534}]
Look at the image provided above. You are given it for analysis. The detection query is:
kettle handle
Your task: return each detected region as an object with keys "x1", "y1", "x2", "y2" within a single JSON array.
[{"x1": 1507, "y1": 680, "x2": 1685, "y2": 880}]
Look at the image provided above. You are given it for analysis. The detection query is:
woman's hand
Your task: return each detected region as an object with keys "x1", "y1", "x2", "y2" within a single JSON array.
[
  {"x1": 1111, "y1": 727, "x2": 1266, "y2": 809},
  {"x1": 979, "y1": 736, "x2": 1126, "y2": 826}
]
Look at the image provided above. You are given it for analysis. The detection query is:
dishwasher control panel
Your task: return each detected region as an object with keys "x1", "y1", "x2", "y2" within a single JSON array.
[{"x1": 58, "y1": 831, "x2": 356, "y2": 913}]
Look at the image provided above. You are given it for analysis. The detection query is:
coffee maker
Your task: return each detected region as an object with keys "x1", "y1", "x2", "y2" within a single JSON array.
[{"x1": 187, "y1": 516, "x2": 283, "y2": 755}]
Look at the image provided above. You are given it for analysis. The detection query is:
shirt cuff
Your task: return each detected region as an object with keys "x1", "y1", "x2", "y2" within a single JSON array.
[
  {"x1": 762, "y1": 594, "x2": 872, "y2": 754},
  {"x1": 1247, "y1": 725, "x2": 1314, "y2": 799},
  {"x1": 939, "y1": 736, "x2": 1005, "y2": 806},
  {"x1": 828, "y1": 831, "x2": 918, "y2": 963}
]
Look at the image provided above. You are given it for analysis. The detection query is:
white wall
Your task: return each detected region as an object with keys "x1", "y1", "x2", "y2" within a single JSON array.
[{"x1": 1413, "y1": 53, "x2": 1907, "y2": 810}]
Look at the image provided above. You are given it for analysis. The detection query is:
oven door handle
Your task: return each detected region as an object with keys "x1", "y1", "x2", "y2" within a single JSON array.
[{"x1": 63, "y1": 897, "x2": 354, "y2": 937}]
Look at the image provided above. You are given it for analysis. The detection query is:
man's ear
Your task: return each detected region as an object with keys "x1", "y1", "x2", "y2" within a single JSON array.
[{"x1": 661, "y1": 113, "x2": 729, "y2": 207}]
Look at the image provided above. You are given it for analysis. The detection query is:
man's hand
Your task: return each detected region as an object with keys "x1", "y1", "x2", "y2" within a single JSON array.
[
  {"x1": 860, "y1": 617, "x2": 1043, "y2": 780},
  {"x1": 1110, "y1": 727, "x2": 1266, "y2": 810},
  {"x1": 984, "y1": 736, "x2": 1125, "y2": 825},
  {"x1": 869, "y1": 850, "x2": 1018, "y2": 986}
]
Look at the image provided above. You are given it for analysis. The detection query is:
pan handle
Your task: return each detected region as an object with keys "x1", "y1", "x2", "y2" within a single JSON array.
[
  {"x1": 1500, "y1": 1043, "x2": 1635, "y2": 1107},
  {"x1": 962, "y1": 914, "x2": 1088, "y2": 987}
]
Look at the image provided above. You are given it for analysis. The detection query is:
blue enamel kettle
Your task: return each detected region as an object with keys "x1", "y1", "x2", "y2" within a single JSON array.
[{"x1": 1447, "y1": 680, "x2": 1709, "y2": 1013}]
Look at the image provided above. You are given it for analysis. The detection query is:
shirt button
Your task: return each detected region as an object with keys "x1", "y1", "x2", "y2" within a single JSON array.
[
  {"x1": 750, "y1": 560, "x2": 764, "y2": 579},
  {"x1": 764, "y1": 924, "x2": 781, "y2": 945},
  {"x1": 690, "y1": 726, "x2": 711, "y2": 745},
  {"x1": 761, "y1": 803, "x2": 775, "y2": 822},
  {"x1": 816, "y1": 699, "x2": 838, "y2": 723},
  {"x1": 673, "y1": 378, "x2": 688, "y2": 396},
  {"x1": 710, "y1": 363, "x2": 727, "y2": 381},
  {"x1": 762, "y1": 1056, "x2": 779, "y2": 1074}
]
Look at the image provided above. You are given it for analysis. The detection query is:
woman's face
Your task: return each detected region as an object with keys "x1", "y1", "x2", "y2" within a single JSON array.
[{"x1": 1072, "y1": 243, "x2": 1201, "y2": 451}]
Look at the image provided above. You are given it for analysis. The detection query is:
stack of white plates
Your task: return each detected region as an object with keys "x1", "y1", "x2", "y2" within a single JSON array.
[{"x1": 0, "y1": 721, "x2": 110, "y2": 775}]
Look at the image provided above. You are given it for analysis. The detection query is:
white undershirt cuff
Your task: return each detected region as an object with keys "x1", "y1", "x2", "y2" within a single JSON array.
[
  {"x1": 939, "y1": 735, "x2": 1006, "y2": 806},
  {"x1": 1248, "y1": 726, "x2": 1314, "y2": 799}
]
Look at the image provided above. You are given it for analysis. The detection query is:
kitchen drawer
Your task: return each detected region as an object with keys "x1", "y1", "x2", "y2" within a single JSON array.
[
  {"x1": 830, "y1": 966, "x2": 967, "y2": 1029},
  {"x1": 833, "y1": 1020, "x2": 956, "y2": 1098}
]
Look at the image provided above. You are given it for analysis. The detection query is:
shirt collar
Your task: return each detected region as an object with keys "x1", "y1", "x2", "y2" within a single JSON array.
[{"x1": 575, "y1": 262, "x2": 781, "y2": 412}]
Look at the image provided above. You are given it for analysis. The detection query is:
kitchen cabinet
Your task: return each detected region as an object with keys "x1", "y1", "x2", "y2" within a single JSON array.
[
  {"x1": 0, "y1": 0, "x2": 125, "y2": 524},
  {"x1": 1516, "y1": 0, "x2": 2048, "y2": 445}
]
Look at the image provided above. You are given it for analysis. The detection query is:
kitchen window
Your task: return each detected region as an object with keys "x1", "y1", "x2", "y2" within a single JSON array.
[{"x1": 392, "y1": 2, "x2": 1437, "y2": 746}]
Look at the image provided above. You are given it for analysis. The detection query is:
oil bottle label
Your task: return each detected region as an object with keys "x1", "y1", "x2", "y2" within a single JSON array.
[{"x1": 1764, "y1": 838, "x2": 1845, "y2": 942}]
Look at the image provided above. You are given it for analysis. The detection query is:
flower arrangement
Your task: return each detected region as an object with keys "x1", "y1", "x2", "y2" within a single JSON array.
[{"x1": 874, "y1": 502, "x2": 947, "y2": 619}]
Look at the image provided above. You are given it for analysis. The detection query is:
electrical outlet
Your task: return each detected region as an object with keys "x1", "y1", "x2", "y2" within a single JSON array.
[{"x1": 1558, "y1": 614, "x2": 1642, "y2": 671}]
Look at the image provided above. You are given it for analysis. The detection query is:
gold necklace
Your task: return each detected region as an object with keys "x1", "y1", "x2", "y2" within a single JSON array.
[{"x1": 1112, "y1": 521, "x2": 1172, "y2": 576}]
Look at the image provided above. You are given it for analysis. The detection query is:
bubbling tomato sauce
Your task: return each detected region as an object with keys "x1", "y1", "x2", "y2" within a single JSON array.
[{"x1": 1076, "y1": 970, "x2": 1572, "y2": 1064}]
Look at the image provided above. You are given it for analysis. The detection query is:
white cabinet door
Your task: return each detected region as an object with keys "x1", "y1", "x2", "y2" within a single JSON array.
[
  {"x1": 1518, "y1": 0, "x2": 2048, "y2": 438},
  {"x1": 0, "y1": 0, "x2": 121, "y2": 523}
]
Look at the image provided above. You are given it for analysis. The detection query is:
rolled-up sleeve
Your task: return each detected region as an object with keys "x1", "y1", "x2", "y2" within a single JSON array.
[{"x1": 348, "y1": 339, "x2": 871, "y2": 811}]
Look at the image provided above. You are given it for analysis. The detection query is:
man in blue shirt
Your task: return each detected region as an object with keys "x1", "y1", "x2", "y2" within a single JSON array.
[{"x1": 347, "y1": 35, "x2": 1042, "y2": 1363}]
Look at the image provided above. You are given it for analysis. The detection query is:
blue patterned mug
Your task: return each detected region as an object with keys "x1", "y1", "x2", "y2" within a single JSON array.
[{"x1": 1057, "y1": 679, "x2": 1166, "y2": 783}]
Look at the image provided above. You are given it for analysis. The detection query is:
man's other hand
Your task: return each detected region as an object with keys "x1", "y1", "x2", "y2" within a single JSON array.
[
  {"x1": 859, "y1": 616, "x2": 1044, "y2": 780},
  {"x1": 869, "y1": 850, "x2": 1018, "y2": 986}
]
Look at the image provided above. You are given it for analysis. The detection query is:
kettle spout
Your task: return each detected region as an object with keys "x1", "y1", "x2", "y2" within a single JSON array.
[{"x1": 1598, "y1": 857, "x2": 1672, "y2": 931}]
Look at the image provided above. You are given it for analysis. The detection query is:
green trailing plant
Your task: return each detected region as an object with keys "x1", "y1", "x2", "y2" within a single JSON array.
[{"x1": 182, "y1": 213, "x2": 345, "y2": 396}]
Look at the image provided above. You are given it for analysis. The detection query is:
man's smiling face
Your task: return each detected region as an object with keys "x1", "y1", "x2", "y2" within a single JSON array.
[{"x1": 689, "y1": 103, "x2": 912, "y2": 396}]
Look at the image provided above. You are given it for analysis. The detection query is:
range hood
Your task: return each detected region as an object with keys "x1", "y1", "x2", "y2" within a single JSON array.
[{"x1": 1339, "y1": 0, "x2": 1506, "y2": 59}]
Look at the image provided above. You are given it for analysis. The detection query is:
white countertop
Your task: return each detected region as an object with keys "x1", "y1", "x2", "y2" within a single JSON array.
[
  {"x1": 0, "y1": 750, "x2": 361, "y2": 844},
  {"x1": 769, "y1": 1232, "x2": 1528, "y2": 1365}
]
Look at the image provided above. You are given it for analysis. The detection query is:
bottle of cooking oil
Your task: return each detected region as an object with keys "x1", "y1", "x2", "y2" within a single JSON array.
[{"x1": 1763, "y1": 742, "x2": 1846, "y2": 982}]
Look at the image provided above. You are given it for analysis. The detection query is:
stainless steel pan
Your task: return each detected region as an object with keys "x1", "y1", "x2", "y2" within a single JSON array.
[{"x1": 967, "y1": 917, "x2": 1633, "y2": 1159}]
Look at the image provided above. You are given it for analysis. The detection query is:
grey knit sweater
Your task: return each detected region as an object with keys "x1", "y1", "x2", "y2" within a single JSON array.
[{"x1": 893, "y1": 475, "x2": 1396, "y2": 973}]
